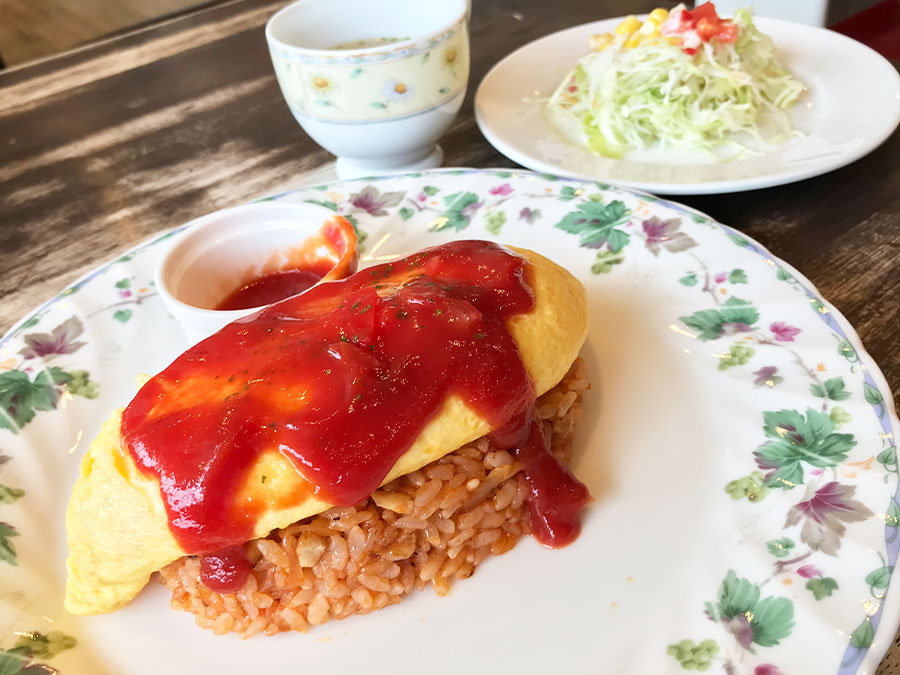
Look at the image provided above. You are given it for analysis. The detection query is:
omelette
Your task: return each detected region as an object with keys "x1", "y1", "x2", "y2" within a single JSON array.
[{"x1": 65, "y1": 241, "x2": 588, "y2": 616}]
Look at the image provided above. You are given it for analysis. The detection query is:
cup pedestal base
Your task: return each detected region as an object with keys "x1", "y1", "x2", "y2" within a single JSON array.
[{"x1": 335, "y1": 145, "x2": 444, "y2": 180}]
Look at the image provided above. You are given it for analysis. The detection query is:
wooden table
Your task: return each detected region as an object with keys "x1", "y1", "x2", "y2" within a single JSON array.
[{"x1": 1, "y1": 0, "x2": 898, "y2": 670}]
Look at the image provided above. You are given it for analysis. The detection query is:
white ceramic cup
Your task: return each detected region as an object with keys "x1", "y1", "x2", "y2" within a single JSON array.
[
  {"x1": 265, "y1": 0, "x2": 470, "y2": 180},
  {"x1": 155, "y1": 202, "x2": 357, "y2": 344}
]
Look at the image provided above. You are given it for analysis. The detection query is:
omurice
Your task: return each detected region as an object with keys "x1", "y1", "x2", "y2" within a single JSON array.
[{"x1": 65, "y1": 240, "x2": 591, "y2": 635}]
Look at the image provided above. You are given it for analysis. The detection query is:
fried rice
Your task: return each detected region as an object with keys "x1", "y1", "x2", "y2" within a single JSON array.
[{"x1": 158, "y1": 357, "x2": 590, "y2": 637}]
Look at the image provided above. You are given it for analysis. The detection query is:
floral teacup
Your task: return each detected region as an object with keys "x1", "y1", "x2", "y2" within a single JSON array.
[{"x1": 265, "y1": 0, "x2": 470, "y2": 179}]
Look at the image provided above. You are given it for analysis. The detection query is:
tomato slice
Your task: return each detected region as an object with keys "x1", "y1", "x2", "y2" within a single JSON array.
[
  {"x1": 691, "y1": 2, "x2": 720, "y2": 24},
  {"x1": 669, "y1": 7, "x2": 694, "y2": 32},
  {"x1": 665, "y1": 2, "x2": 735, "y2": 52},
  {"x1": 716, "y1": 21, "x2": 738, "y2": 43},
  {"x1": 695, "y1": 17, "x2": 719, "y2": 42}
]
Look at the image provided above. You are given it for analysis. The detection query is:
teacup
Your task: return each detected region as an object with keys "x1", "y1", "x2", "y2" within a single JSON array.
[{"x1": 265, "y1": 0, "x2": 469, "y2": 179}]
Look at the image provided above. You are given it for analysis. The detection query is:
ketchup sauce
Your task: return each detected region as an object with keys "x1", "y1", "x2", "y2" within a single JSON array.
[
  {"x1": 489, "y1": 411, "x2": 591, "y2": 547},
  {"x1": 215, "y1": 266, "x2": 332, "y2": 311},
  {"x1": 198, "y1": 545, "x2": 252, "y2": 593},
  {"x1": 514, "y1": 419, "x2": 591, "y2": 546},
  {"x1": 122, "y1": 241, "x2": 590, "y2": 574}
]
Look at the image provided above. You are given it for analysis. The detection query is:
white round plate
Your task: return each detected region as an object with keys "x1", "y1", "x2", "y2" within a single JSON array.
[
  {"x1": 474, "y1": 18, "x2": 900, "y2": 194},
  {"x1": 1, "y1": 169, "x2": 898, "y2": 674}
]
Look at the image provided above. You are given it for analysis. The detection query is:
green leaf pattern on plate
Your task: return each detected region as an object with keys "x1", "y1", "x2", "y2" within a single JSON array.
[
  {"x1": 754, "y1": 408, "x2": 856, "y2": 488},
  {"x1": 0, "y1": 485, "x2": 24, "y2": 504},
  {"x1": 554, "y1": 200, "x2": 631, "y2": 250},
  {"x1": 680, "y1": 297, "x2": 760, "y2": 341},
  {"x1": 807, "y1": 577, "x2": 838, "y2": 600},
  {"x1": 0, "y1": 522, "x2": 19, "y2": 565},
  {"x1": 671, "y1": 569, "x2": 795, "y2": 669},
  {"x1": 811, "y1": 377, "x2": 851, "y2": 401},
  {"x1": 0, "y1": 629, "x2": 77, "y2": 673},
  {"x1": 767, "y1": 537, "x2": 796, "y2": 558}
]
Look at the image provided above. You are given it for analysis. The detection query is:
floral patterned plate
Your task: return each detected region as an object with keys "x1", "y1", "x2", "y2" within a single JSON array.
[{"x1": 1, "y1": 169, "x2": 897, "y2": 675}]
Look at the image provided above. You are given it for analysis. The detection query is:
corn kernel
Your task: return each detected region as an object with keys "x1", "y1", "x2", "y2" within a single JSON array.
[
  {"x1": 589, "y1": 33, "x2": 614, "y2": 51},
  {"x1": 665, "y1": 36, "x2": 682, "y2": 46},
  {"x1": 639, "y1": 20, "x2": 660, "y2": 36},
  {"x1": 649, "y1": 8, "x2": 669, "y2": 23},
  {"x1": 624, "y1": 34, "x2": 643, "y2": 48},
  {"x1": 615, "y1": 16, "x2": 641, "y2": 35}
]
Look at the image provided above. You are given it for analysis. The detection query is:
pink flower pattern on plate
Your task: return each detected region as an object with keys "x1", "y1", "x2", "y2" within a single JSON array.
[
  {"x1": 770, "y1": 321, "x2": 801, "y2": 342},
  {"x1": 797, "y1": 565, "x2": 823, "y2": 579},
  {"x1": 755, "y1": 665, "x2": 785, "y2": 675}
]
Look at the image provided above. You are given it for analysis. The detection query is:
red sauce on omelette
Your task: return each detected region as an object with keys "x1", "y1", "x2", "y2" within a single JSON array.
[{"x1": 121, "y1": 241, "x2": 589, "y2": 591}]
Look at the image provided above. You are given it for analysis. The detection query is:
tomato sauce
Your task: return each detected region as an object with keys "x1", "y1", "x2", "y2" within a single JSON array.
[
  {"x1": 198, "y1": 545, "x2": 252, "y2": 593},
  {"x1": 513, "y1": 419, "x2": 591, "y2": 546},
  {"x1": 489, "y1": 411, "x2": 591, "y2": 548},
  {"x1": 216, "y1": 265, "x2": 334, "y2": 311},
  {"x1": 121, "y1": 241, "x2": 589, "y2": 590}
]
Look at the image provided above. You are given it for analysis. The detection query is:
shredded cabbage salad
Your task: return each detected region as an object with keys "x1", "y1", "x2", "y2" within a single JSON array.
[{"x1": 546, "y1": 4, "x2": 805, "y2": 159}]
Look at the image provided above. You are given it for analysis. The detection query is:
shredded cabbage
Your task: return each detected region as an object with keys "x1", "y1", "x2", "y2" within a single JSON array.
[{"x1": 546, "y1": 9, "x2": 805, "y2": 158}]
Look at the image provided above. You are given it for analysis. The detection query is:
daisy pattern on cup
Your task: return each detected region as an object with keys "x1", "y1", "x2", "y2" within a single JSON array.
[
  {"x1": 382, "y1": 78, "x2": 414, "y2": 104},
  {"x1": 441, "y1": 45, "x2": 459, "y2": 75},
  {"x1": 307, "y1": 72, "x2": 338, "y2": 102}
]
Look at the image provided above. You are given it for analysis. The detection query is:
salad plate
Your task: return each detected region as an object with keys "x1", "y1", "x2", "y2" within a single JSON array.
[
  {"x1": 1, "y1": 169, "x2": 899, "y2": 674},
  {"x1": 475, "y1": 17, "x2": 900, "y2": 194}
]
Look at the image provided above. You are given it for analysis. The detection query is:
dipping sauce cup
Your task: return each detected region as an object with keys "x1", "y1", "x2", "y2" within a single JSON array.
[
  {"x1": 265, "y1": 0, "x2": 469, "y2": 179},
  {"x1": 156, "y1": 202, "x2": 358, "y2": 343}
]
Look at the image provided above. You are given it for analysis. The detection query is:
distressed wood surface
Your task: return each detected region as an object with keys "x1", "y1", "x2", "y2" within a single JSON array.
[
  {"x1": 0, "y1": 0, "x2": 207, "y2": 66},
  {"x1": 1, "y1": 0, "x2": 899, "y2": 669}
]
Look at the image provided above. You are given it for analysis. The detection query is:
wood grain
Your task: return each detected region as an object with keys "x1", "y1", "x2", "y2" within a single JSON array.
[
  {"x1": 0, "y1": 0, "x2": 899, "y2": 669},
  {"x1": 0, "y1": 0, "x2": 206, "y2": 66}
]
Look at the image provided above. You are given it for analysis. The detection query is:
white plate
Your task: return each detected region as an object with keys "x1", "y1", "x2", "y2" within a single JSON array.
[
  {"x1": 1, "y1": 169, "x2": 898, "y2": 674},
  {"x1": 474, "y1": 18, "x2": 900, "y2": 194}
]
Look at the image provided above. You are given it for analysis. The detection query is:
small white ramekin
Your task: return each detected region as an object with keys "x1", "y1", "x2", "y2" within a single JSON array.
[{"x1": 155, "y1": 201, "x2": 357, "y2": 344}]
